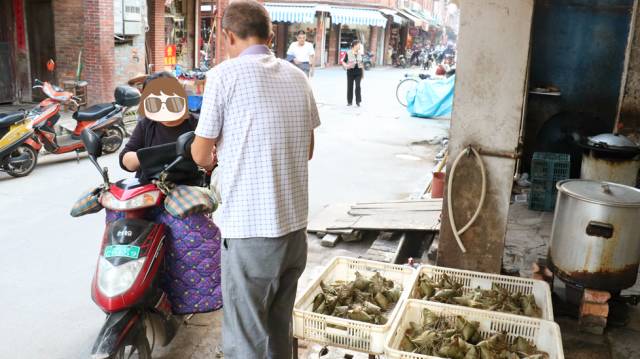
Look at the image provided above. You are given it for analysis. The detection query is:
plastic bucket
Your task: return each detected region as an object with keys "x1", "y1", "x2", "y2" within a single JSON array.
[{"x1": 431, "y1": 172, "x2": 445, "y2": 198}]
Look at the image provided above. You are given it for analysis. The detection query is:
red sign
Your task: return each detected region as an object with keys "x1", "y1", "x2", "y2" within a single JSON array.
[
  {"x1": 13, "y1": 0, "x2": 26, "y2": 50},
  {"x1": 164, "y1": 45, "x2": 177, "y2": 66}
]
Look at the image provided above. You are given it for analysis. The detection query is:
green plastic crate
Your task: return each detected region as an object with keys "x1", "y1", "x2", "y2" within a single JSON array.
[
  {"x1": 531, "y1": 152, "x2": 570, "y2": 183},
  {"x1": 528, "y1": 180, "x2": 558, "y2": 212}
]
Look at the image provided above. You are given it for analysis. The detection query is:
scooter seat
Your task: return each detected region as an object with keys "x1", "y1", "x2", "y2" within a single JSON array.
[
  {"x1": 73, "y1": 103, "x2": 116, "y2": 121},
  {"x1": 0, "y1": 112, "x2": 25, "y2": 128}
]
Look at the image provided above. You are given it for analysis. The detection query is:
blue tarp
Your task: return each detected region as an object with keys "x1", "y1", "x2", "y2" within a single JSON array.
[{"x1": 407, "y1": 75, "x2": 455, "y2": 118}]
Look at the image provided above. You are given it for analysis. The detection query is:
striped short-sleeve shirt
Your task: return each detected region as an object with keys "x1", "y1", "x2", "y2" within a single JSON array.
[{"x1": 195, "y1": 45, "x2": 321, "y2": 239}]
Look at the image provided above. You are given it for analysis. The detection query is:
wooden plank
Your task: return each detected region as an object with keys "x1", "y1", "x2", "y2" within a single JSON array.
[
  {"x1": 328, "y1": 212, "x2": 441, "y2": 231},
  {"x1": 348, "y1": 208, "x2": 442, "y2": 216},
  {"x1": 354, "y1": 199, "x2": 443, "y2": 205},
  {"x1": 362, "y1": 232, "x2": 405, "y2": 263},
  {"x1": 307, "y1": 203, "x2": 355, "y2": 234},
  {"x1": 350, "y1": 203, "x2": 443, "y2": 210}
]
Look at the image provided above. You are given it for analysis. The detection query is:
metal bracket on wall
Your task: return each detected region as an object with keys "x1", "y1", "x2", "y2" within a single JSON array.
[{"x1": 474, "y1": 146, "x2": 522, "y2": 160}]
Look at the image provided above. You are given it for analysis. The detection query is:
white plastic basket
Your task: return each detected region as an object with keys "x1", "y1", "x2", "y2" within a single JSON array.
[
  {"x1": 411, "y1": 265, "x2": 554, "y2": 320},
  {"x1": 385, "y1": 300, "x2": 564, "y2": 359},
  {"x1": 293, "y1": 256, "x2": 416, "y2": 354}
]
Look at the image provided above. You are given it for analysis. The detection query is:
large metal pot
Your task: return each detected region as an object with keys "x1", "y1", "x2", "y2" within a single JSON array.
[
  {"x1": 549, "y1": 179, "x2": 640, "y2": 291},
  {"x1": 580, "y1": 133, "x2": 640, "y2": 186}
]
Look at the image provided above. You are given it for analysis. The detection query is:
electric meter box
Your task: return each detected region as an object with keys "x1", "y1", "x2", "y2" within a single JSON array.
[{"x1": 114, "y1": 0, "x2": 143, "y2": 35}]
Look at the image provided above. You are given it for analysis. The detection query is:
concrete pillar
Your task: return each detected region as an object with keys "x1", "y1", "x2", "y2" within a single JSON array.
[
  {"x1": 383, "y1": 20, "x2": 391, "y2": 65},
  {"x1": 83, "y1": 0, "x2": 114, "y2": 104},
  {"x1": 328, "y1": 23, "x2": 338, "y2": 65},
  {"x1": 436, "y1": 0, "x2": 535, "y2": 273},
  {"x1": 314, "y1": 13, "x2": 324, "y2": 67},
  {"x1": 148, "y1": 0, "x2": 165, "y2": 72},
  {"x1": 185, "y1": 0, "x2": 195, "y2": 69},
  {"x1": 275, "y1": 24, "x2": 288, "y2": 58},
  {"x1": 369, "y1": 26, "x2": 379, "y2": 55}
]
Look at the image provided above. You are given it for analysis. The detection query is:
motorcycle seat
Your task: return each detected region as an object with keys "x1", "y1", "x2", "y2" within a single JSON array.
[
  {"x1": 0, "y1": 112, "x2": 25, "y2": 128},
  {"x1": 73, "y1": 103, "x2": 116, "y2": 122}
]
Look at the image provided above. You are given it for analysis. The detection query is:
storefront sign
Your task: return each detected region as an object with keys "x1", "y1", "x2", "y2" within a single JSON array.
[
  {"x1": 13, "y1": 0, "x2": 26, "y2": 50},
  {"x1": 164, "y1": 45, "x2": 177, "y2": 66}
]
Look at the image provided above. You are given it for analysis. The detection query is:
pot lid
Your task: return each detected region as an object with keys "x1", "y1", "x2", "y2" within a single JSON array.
[
  {"x1": 586, "y1": 133, "x2": 639, "y2": 152},
  {"x1": 557, "y1": 179, "x2": 640, "y2": 207}
]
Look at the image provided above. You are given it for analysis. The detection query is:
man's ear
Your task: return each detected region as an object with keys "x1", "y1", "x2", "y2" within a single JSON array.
[{"x1": 227, "y1": 31, "x2": 236, "y2": 46}]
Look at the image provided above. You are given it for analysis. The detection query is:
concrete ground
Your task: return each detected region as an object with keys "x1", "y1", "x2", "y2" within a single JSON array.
[
  {"x1": 0, "y1": 67, "x2": 448, "y2": 358},
  {"x1": 504, "y1": 201, "x2": 640, "y2": 359}
]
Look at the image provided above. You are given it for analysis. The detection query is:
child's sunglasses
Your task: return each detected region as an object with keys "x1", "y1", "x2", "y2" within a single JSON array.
[{"x1": 144, "y1": 96, "x2": 185, "y2": 113}]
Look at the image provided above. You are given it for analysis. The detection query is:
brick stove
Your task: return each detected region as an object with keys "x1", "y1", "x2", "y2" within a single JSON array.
[{"x1": 533, "y1": 261, "x2": 639, "y2": 335}]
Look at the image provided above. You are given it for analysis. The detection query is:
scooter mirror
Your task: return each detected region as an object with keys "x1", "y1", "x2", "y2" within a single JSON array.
[
  {"x1": 81, "y1": 128, "x2": 103, "y2": 158},
  {"x1": 176, "y1": 131, "x2": 195, "y2": 160}
]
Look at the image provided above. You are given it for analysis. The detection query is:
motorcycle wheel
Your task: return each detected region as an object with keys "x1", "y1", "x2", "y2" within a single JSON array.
[
  {"x1": 102, "y1": 127, "x2": 125, "y2": 154},
  {"x1": 107, "y1": 331, "x2": 151, "y2": 359},
  {"x1": 396, "y1": 78, "x2": 418, "y2": 107},
  {"x1": 5, "y1": 144, "x2": 38, "y2": 178}
]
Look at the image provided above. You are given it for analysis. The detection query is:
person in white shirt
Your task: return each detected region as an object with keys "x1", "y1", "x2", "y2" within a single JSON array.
[
  {"x1": 287, "y1": 30, "x2": 315, "y2": 77},
  {"x1": 190, "y1": 1, "x2": 320, "y2": 358}
]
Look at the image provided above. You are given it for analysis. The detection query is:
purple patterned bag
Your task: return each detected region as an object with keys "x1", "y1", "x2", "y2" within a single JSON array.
[
  {"x1": 157, "y1": 212, "x2": 223, "y2": 314},
  {"x1": 105, "y1": 209, "x2": 222, "y2": 314}
]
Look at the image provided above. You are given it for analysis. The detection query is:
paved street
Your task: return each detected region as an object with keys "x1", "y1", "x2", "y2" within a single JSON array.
[{"x1": 0, "y1": 66, "x2": 448, "y2": 358}]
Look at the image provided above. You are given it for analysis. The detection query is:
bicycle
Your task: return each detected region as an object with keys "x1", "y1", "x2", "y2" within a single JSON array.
[{"x1": 396, "y1": 73, "x2": 430, "y2": 107}]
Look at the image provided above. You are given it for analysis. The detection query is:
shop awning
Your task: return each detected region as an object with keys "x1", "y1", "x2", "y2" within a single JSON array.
[
  {"x1": 265, "y1": 3, "x2": 317, "y2": 23},
  {"x1": 397, "y1": 9, "x2": 425, "y2": 28},
  {"x1": 329, "y1": 7, "x2": 388, "y2": 27},
  {"x1": 379, "y1": 8, "x2": 406, "y2": 25}
]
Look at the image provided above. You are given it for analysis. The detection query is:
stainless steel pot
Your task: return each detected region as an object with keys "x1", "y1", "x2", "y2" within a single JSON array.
[
  {"x1": 549, "y1": 179, "x2": 640, "y2": 291},
  {"x1": 580, "y1": 133, "x2": 640, "y2": 186}
]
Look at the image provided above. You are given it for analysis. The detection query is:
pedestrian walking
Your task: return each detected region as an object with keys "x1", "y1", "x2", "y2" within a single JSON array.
[
  {"x1": 191, "y1": 1, "x2": 320, "y2": 358},
  {"x1": 287, "y1": 30, "x2": 315, "y2": 77},
  {"x1": 342, "y1": 40, "x2": 364, "y2": 106}
]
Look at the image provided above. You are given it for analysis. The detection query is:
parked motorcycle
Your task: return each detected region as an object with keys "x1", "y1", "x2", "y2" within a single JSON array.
[
  {"x1": 394, "y1": 53, "x2": 408, "y2": 68},
  {"x1": 79, "y1": 129, "x2": 206, "y2": 358},
  {"x1": 0, "y1": 80, "x2": 139, "y2": 178},
  {"x1": 363, "y1": 51, "x2": 374, "y2": 70},
  {"x1": 0, "y1": 109, "x2": 39, "y2": 177}
]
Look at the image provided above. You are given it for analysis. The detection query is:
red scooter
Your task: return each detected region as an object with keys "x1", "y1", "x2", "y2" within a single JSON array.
[
  {"x1": 77, "y1": 129, "x2": 203, "y2": 358},
  {"x1": 30, "y1": 80, "x2": 138, "y2": 157}
]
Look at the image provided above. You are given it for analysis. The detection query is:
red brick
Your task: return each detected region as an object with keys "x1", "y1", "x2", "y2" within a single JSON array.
[
  {"x1": 583, "y1": 289, "x2": 611, "y2": 304},
  {"x1": 580, "y1": 302, "x2": 609, "y2": 318}
]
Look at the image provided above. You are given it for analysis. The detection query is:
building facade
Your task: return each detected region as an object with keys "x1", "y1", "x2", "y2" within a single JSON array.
[
  {"x1": 264, "y1": 0, "x2": 459, "y2": 67},
  {"x1": 0, "y1": 0, "x2": 457, "y2": 105},
  {"x1": 1, "y1": 0, "x2": 212, "y2": 105}
]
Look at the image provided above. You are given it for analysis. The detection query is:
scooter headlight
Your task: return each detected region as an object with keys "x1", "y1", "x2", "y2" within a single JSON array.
[
  {"x1": 100, "y1": 190, "x2": 161, "y2": 210},
  {"x1": 97, "y1": 256, "x2": 146, "y2": 297}
]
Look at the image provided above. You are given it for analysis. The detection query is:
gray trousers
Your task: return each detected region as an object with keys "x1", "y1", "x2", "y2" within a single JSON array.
[
  {"x1": 296, "y1": 62, "x2": 311, "y2": 77},
  {"x1": 221, "y1": 228, "x2": 308, "y2": 359}
]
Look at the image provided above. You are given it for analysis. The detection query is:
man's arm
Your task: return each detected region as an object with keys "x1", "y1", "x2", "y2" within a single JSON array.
[
  {"x1": 308, "y1": 87, "x2": 320, "y2": 161},
  {"x1": 194, "y1": 69, "x2": 224, "y2": 170},
  {"x1": 309, "y1": 131, "x2": 315, "y2": 160},
  {"x1": 192, "y1": 136, "x2": 217, "y2": 171}
]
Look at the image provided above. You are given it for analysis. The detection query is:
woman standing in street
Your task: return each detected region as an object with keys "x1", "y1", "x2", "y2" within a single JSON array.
[{"x1": 342, "y1": 40, "x2": 364, "y2": 106}]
